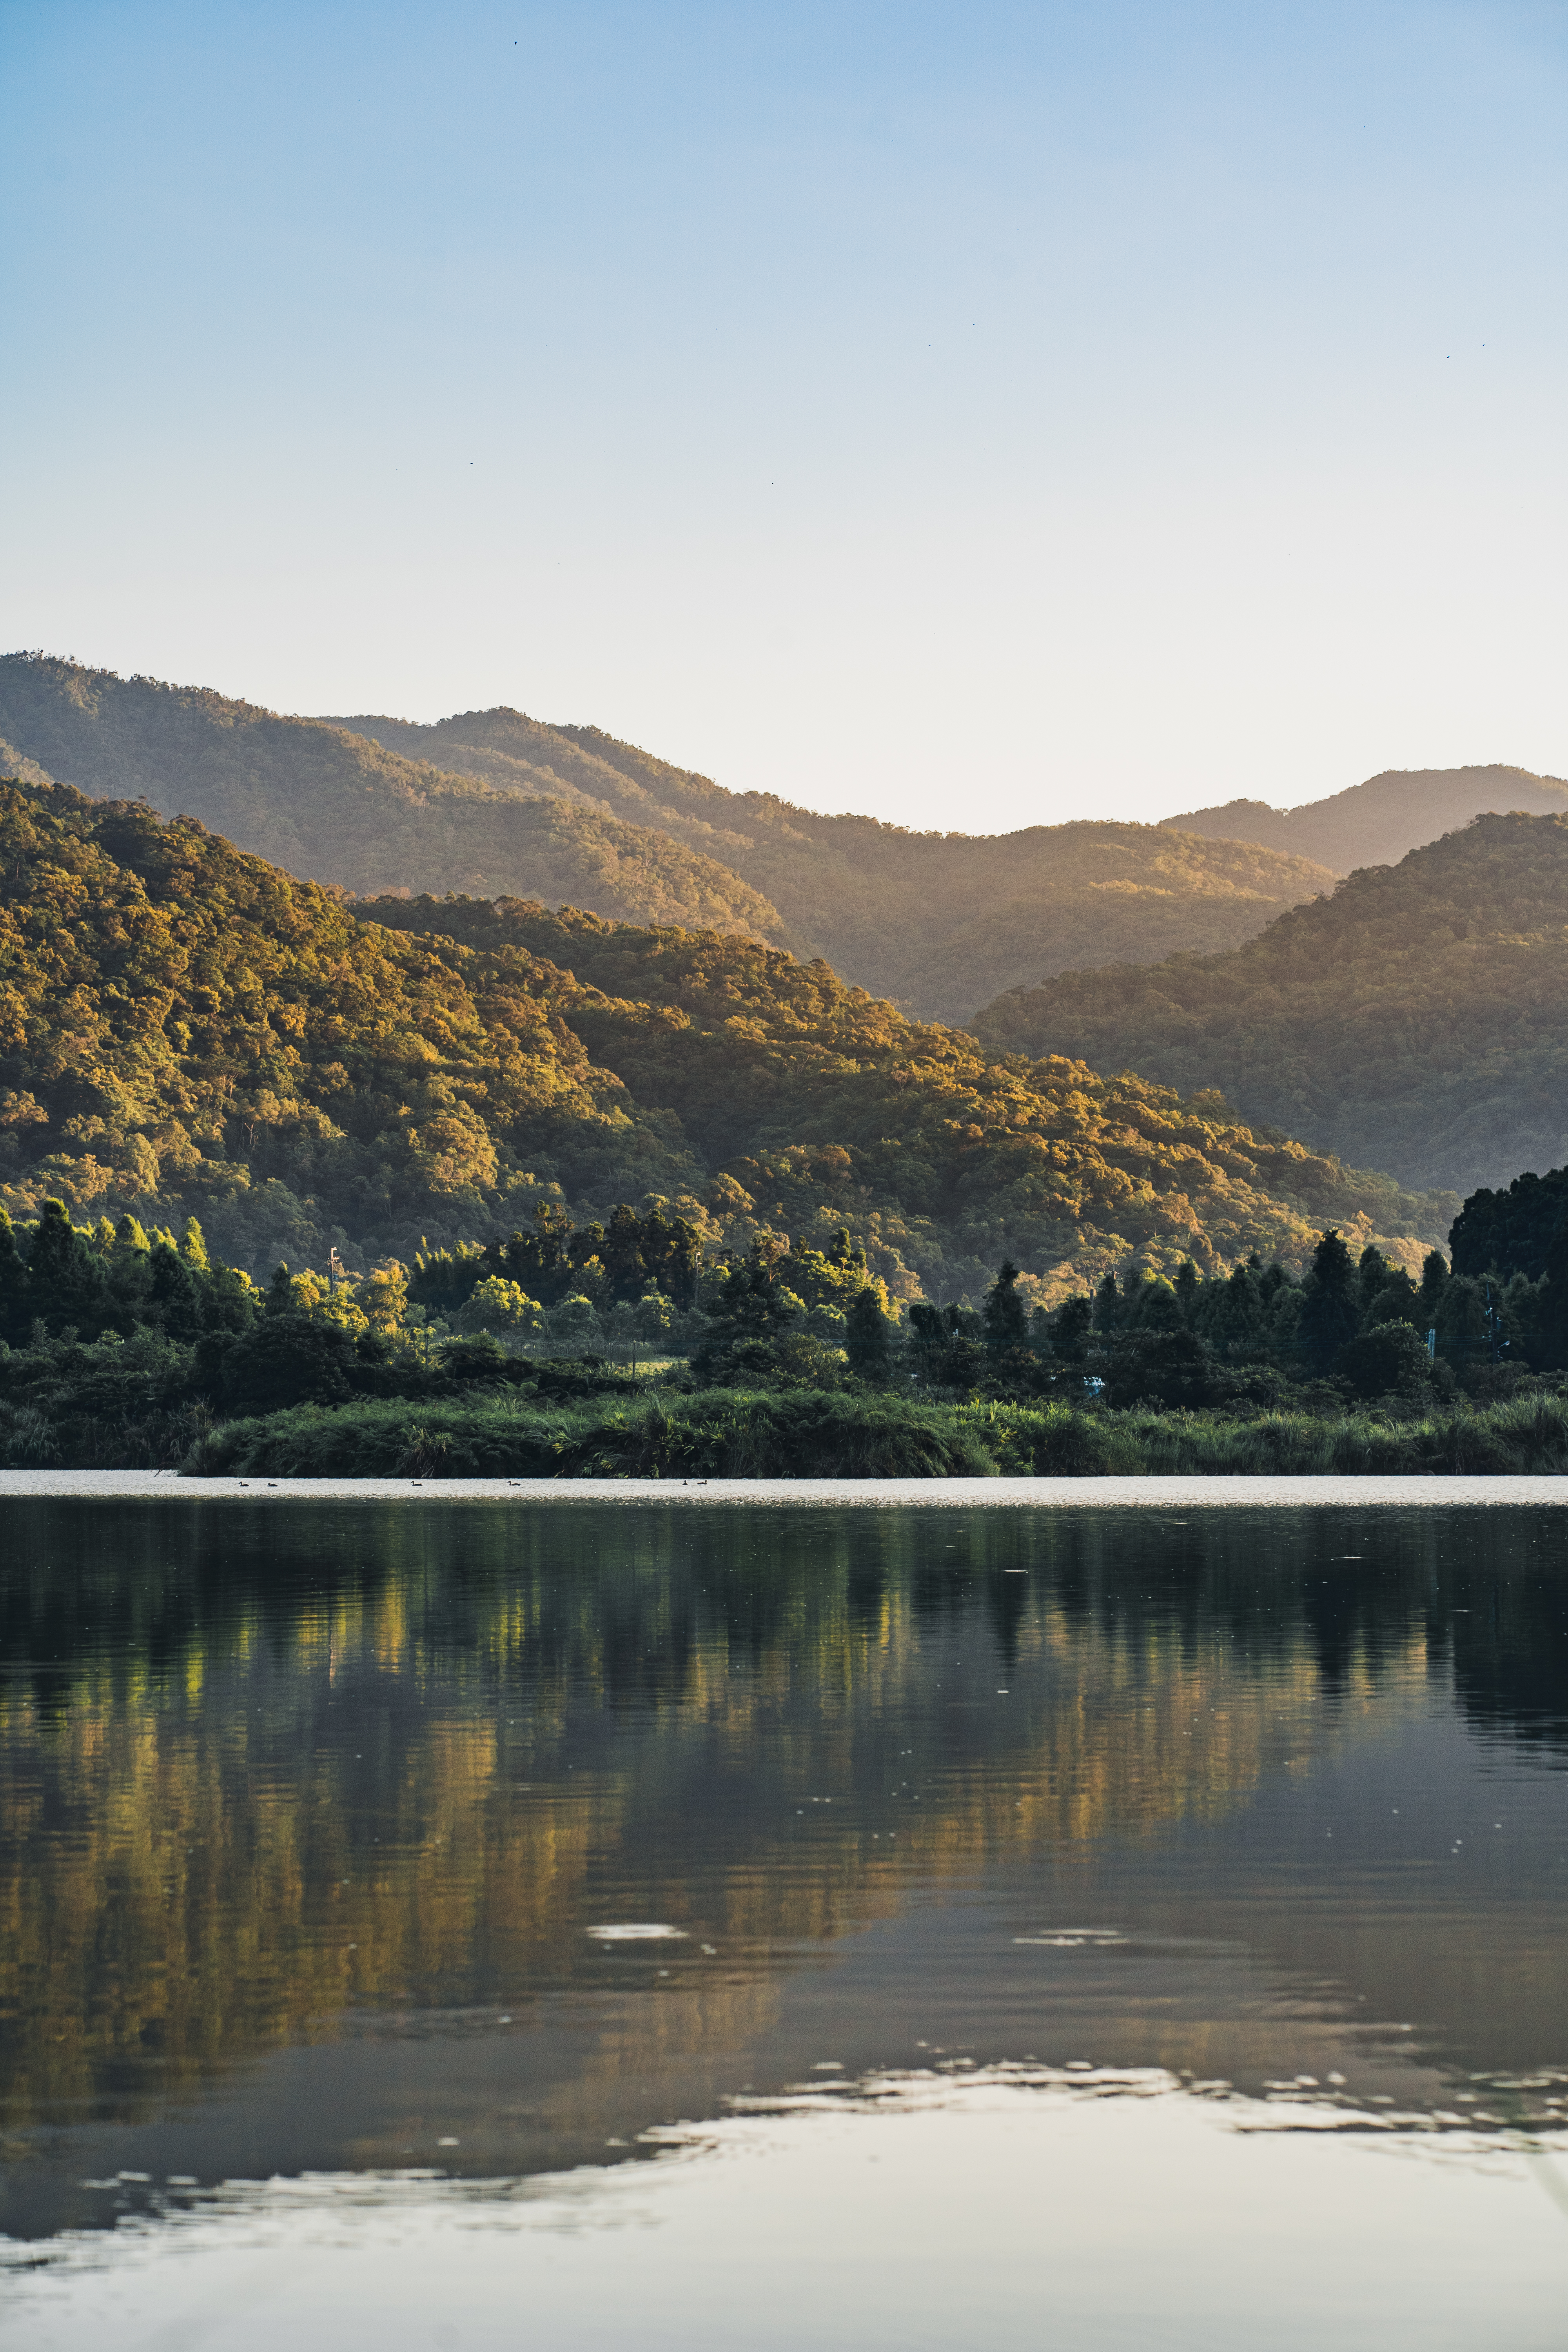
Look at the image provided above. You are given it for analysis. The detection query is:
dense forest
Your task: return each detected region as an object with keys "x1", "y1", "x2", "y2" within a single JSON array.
[
  {"x1": 1163, "y1": 764, "x2": 1568, "y2": 873},
  {"x1": 331, "y1": 699, "x2": 1338, "y2": 1016},
  {"x1": 1450, "y1": 1163, "x2": 1568, "y2": 1284},
  {"x1": 0, "y1": 657, "x2": 786, "y2": 939},
  {"x1": 0, "y1": 775, "x2": 1445, "y2": 1310},
  {"x1": 972, "y1": 813, "x2": 1568, "y2": 1198},
  {"x1": 3, "y1": 1193, "x2": 1565, "y2": 1476},
  {"x1": 0, "y1": 655, "x2": 1334, "y2": 1022}
]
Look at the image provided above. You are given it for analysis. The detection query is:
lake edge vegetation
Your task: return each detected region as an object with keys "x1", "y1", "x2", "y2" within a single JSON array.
[{"x1": 3, "y1": 1184, "x2": 1566, "y2": 1475}]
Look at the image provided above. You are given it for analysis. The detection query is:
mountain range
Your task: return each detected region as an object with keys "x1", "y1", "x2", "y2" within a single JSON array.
[
  {"x1": 0, "y1": 655, "x2": 1333, "y2": 1022},
  {"x1": 4, "y1": 647, "x2": 1561, "y2": 1221},
  {"x1": 1163, "y1": 764, "x2": 1568, "y2": 872},
  {"x1": 971, "y1": 811, "x2": 1568, "y2": 1198},
  {"x1": 0, "y1": 775, "x2": 1448, "y2": 1298}
]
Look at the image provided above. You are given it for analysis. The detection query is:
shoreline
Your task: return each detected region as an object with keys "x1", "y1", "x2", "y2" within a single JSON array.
[{"x1": 1, "y1": 1470, "x2": 1566, "y2": 1506}]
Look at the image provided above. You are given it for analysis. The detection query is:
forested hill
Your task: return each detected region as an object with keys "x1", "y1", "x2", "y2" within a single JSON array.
[
  {"x1": 329, "y1": 702, "x2": 1337, "y2": 1018},
  {"x1": 0, "y1": 654, "x2": 1332, "y2": 1024},
  {"x1": 1162, "y1": 764, "x2": 1568, "y2": 874},
  {"x1": 0, "y1": 655, "x2": 789, "y2": 943},
  {"x1": 970, "y1": 813, "x2": 1568, "y2": 1198},
  {"x1": 0, "y1": 776, "x2": 1446, "y2": 1299}
]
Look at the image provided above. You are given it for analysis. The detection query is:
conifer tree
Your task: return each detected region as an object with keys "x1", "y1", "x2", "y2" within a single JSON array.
[
  {"x1": 1357, "y1": 1244, "x2": 1389, "y2": 1306},
  {"x1": 26, "y1": 1200, "x2": 109, "y2": 1336},
  {"x1": 982, "y1": 1260, "x2": 1030, "y2": 1355},
  {"x1": 1050, "y1": 1293, "x2": 1092, "y2": 1366},
  {"x1": 149, "y1": 1237, "x2": 203, "y2": 1338},
  {"x1": 1416, "y1": 1250, "x2": 1448, "y2": 1330},
  {"x1": 1298, "y1": 1228, "x2": 1361, "y2": 1375},
  {"x1": 0, "y1": 1207, "x2": 27, "y2": 1345},
  {"x1": 1538, "y1": 1216, "x2": 1568, "y2": 1368},
  {"x1": 845, "y1": 1287, "x2": 895, "y2": 1383}
]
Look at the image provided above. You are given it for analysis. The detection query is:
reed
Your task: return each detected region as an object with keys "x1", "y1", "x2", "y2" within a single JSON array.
[{"x1": 189, "y1": 1388, "x2": 1568, "y2": 1480}]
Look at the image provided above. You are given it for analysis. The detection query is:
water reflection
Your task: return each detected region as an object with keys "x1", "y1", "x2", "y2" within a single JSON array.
[
  {"x1": 2, "y1": 1500, "x2": 1566, "y2": 2249},
  {"x1": 12, "y1": 2071, "x2": 1568, "y2": 2352}
]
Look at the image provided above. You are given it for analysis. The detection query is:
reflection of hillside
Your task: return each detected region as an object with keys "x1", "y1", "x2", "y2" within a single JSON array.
[{"x1": 1, "y1": 1499, "x2": 1496, "y2": 2129}]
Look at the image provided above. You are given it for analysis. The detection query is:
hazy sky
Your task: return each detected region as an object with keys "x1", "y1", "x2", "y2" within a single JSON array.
[{"x1": 4, "y1": 1, "x2": 1565, "y2": 830}]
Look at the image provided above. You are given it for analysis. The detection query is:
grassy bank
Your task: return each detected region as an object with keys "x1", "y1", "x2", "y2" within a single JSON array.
[{"x1": 188, "y1": 1388, "x2": 1568, "y2": 1479}]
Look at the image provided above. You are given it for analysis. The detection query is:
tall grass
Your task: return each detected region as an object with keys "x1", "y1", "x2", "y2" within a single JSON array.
[
  {"x1": 187, "y1": 1388, "x2": 1568, "y2": 1479},
  {"x1": 193, "y1": 1388, "x2": 999, "y2": 1480},
  {"x1": 962, "y1": 1393, "x2": 1568, "y2": 1476}
]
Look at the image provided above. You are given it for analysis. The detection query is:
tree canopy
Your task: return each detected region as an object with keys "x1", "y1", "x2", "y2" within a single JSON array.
[
  {"x1": 0, "y1": 775, "x2": 1445, "y2": 1298},
  {"x1": 1163, "y1": 764, "x2": 1568, "y2": 873},
  {"x1": 971, "y1": 813, "x2": 1568, "y2": 1196},
  {"x1": 1, "y1": 653, "x2": 1333, "y2": 1024}
]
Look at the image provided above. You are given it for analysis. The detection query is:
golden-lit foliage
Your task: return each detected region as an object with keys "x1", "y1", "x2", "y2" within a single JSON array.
[
  {"x1": 330, "y1": 702, "x2": 1339, "y2": 1019},
  {"x1": 0, "y1": 1503, "x2": 1434, "y2": 2126},
  {"x1": 0, "y1": 779, "x2": 1444, "y2": 1296},
  {"x1": 971, "y1": 813, "x2": 1568, "y2": 1198},
  {"x1": 0, "y1": 656, "x2": 1333, "y2": 1025},
  {"x1": 368, "y1": 896, "x2": 1450, "y2": 1294},
  {"x1": 0, "y1": 656, "x2": 783, "y2": 941}
]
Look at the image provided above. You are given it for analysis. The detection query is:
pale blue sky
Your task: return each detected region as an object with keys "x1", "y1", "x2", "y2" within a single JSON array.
[{"x1": 4, "y1": 1, "x2": 1564, "y2": 827}]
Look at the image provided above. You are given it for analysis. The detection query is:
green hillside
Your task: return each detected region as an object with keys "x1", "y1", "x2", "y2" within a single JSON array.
[
  {"x1": 333, "y1": 701, "x2": 1338, "y2": 1018},
  {"x1": 0, "y1": 655, "x2": 1333, "y2": 1024},
  {"x1": 0, "y1": 655, "x2": 788, "y2": 941},
  {"x1": 0, "y1": 777, "x2": 1445, "y2": 1301},
  {"x1": 971, "y1": 813, "x2": 1568, "y2": 1198},
  {"x1": 1163, "y1": 764, "x2": 1568, "y2": 873}
]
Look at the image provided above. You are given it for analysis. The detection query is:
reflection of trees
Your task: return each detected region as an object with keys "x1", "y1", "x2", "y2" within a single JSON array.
[{"x1": 1, "y1": 1501, "x2": 1562, "y2": 2132}]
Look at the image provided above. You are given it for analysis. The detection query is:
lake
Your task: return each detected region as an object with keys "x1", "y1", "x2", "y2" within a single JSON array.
[{"x1": 2, "y1": 1484, "x2": 1567, "y2": 2347}]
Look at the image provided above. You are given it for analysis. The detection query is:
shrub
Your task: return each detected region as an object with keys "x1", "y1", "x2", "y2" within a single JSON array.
[
  {"x1": 1336, "y1": 1321, "x2": 1434, "y2": 1402},
  {"x1": 458, "y1": 1276, "x2": 545, "y2": 1336}
]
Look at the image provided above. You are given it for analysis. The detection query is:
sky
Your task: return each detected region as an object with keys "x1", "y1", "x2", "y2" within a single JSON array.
[{"x1": 3, "y1": 0, "x2": 1566, "y2": 831}]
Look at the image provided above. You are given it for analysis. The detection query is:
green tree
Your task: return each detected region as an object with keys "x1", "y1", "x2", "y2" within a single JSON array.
[
  {"x1": 149, "y1": 1238, "x2": 202, "y2": 1340},
  {"x1": 982, "y1": 1261, "x2": 1030, "y2": 1355},
  {"x1": 845, "y1": 1288, "x2": 896, "y2": 1384},
  {"x1": 1537, "y1": 1216, "x2": 1568, "y2": 1368},
  {"x1": 692, "y1": 1248, "x2": 801, "y2": 1384},
  {"x1": 1298, "y1": 1229, "x2": 1360, "y2": 1376},
  {"x1": 459, "y1": 1276, "x2": 545, "y2": 1337},
  {"x1": 1434, "y1": 1274, "x2": 1490, "y2": 1370},
  {"x1": 26, "y1": 1201, "x2": 111, "y2": 1337},
  {"x1": 634, "y1": 1289, "x2": 677, "y2": 1341},
  {"x1": 1416, "y1": 1250, "x2": 1448, "y2": 1332},
  {"x1": 1336, "y1": 1322, "x2": 1434, "y2": 1402},
  {"x1": 0, "y1": 1208, "x2": 27, "y2": 1345},
  {"x1": 1049, "y1": 1294, "x2": 1093, "y2": 1367}
]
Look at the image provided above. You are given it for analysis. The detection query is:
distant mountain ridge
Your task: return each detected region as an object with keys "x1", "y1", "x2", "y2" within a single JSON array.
[
  {"x1": 0, "y1": 656, "x2": 787, "y2": 943},
  {"x1": 321, "y1": 706, "x2": 1338, "y2": 1017},
  {"x1": 0, "y1": 653, "x2": 1337, "y2": 1022},
  {"x1": 971, "y1": 811, "x2": 1568, "y2": 1198},
  {"x1": 1162, "y1": 764, "x2": 1568, "y2": 873}
]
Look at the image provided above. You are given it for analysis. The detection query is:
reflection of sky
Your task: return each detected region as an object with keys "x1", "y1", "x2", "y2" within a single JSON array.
[
  {"x1": 8, "y1": 2075, "x2": 1568, "y2": 2352},
  {"x1": 2, "y1": 1498, "x2": 1567, "y2": 2257}
]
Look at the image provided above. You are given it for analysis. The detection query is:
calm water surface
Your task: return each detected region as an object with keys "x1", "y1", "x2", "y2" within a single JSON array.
[{"x1": 2, "y1": 1495, "x2": 1567, "y2": 2347}]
